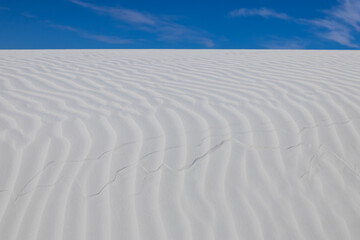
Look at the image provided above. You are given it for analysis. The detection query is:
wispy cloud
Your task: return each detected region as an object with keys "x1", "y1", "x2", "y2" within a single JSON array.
[
  {"x1": 81, "y1": 33, "x2": 132, "y2": 44},
  {"x1": 305, "y1": 18, "x2": 358, "y2": 47},
  {"x1": 0, "y1": 6, "x2": 10, "y2": 11},
  {"x1": 50, "y1": 24, "x2": 78, "y2": 32},
  {"x1": 3, "y1": 7, "x2": 132, "y2": 46},
  {"x1": 70, "y1": 0, "x2": 155, "y2": 25},
  {"x1": 305, "y1": 0, "x2": 360, "y2": 47},
  {"x1": 229, "y1": 8, "x2": 290, "y2": 20},
  {"x1": 229, "y1": 1, "x2": 360, "y2": 48},
  {"x1": 21, "y1": 12, "x2": 36, "y2": 18},
  {"x1": 50, "y1": 23, "x2": 132, "y2": 44},
  {"x1": 260, "y1": 37, "x2": 307, "y2": 49},
  {"x1": 329, "y1": 0, "x2": 360, "y2": 31},
  {"x1": 70, "y1": 0, "x2": 214, "y2": 47}
]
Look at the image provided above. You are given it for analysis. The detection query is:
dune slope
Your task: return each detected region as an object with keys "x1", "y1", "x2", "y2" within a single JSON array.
[{"x1": 1, "y1": 50, "x2": 360, "y2": 240}]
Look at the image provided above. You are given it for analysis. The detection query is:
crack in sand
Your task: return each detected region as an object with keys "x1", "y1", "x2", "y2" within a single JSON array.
[
  {"x1": 87, "y1": 165, "x2": 134, "y2": 198},
  {"x1": 300, "y1": 144, "x2": 360, "y2": 181},
  {"x1": 16, "y1": 116, "x2": 360, "y2": 200},
  {"x1": 14, "y1": 175, "x2": 65, "y2": 202},
  {"x1": 297, "y1": 117, "x2": 360, "y2": 135},
  {"x1": 88, "y1": 138, "x2": 231, "y2": 198}
]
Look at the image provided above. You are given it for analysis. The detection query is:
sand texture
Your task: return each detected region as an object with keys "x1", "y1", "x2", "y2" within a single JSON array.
[{"x1": 1, "y1": 50, "x2": 360, "y2": 240}]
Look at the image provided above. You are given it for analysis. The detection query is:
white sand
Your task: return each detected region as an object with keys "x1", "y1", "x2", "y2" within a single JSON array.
[{"x1": 0, "y1": 50, "x2": 360, "y2": 240}]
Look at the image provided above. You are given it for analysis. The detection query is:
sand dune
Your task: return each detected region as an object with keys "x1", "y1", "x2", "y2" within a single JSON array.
[{"x1": 1, "y1": 50, "x2": 360, "y2": 239}]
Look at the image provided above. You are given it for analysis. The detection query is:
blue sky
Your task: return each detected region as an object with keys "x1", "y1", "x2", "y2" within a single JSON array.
[{"x1": 1, "y1": 0, "x2": 360, "y2": 49}]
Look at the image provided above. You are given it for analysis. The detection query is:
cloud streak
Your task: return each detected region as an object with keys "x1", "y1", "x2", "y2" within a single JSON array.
[
  {"x1": 229, "y1": 8, "x2": 290, "y2": 20},
  {"x1": 50, "y1": 24, "x2": 132, "y2": 44},
  {"x1": 306, "y1": 0, "x2": 360, "y2": 47},
  {"x1": 70, "y1": 0, "x2": 155, "y2": 25},
  {"x1": 305, "y1": 18, "x2": 358, "y2": 47},
  {"x1": 229, "y1": 1, "x2": 360, "y2": 48},
  {"x1": 330, "y1": 0, "x2": 360, "y2": 31},
  {"x1": 260, "y1": 37, "x2": 307, "y2": 49},
  {"x1": 70, "y1": 0, "x2": 214, "y2": 47},
  {"x1": 81, "y1": 33, "x2": 132, "y2": 44}
]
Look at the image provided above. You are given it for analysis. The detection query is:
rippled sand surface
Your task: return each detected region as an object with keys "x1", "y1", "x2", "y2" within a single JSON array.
[{"x1": 1, "y1": 50, "x2": 360, "y2": 240}]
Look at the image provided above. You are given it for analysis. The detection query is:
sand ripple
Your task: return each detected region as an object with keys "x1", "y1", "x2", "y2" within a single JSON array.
[{"x1": 1, "y1": 50, "x2": 360, "y2": 239}]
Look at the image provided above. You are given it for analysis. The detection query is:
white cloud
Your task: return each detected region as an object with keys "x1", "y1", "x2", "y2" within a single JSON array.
[
  {"x1": 260, "y1": 37, "x2": 307, "y2": 49},
  {"x1": 330, "y1": 0, "x2": 360, "y2": 31},
  {"x1": 229, "y1": 1, "x2": 360, "y2": 48},
  {"x1": 154, "y1": 22, "x2": 215, "y2": 47},
  {"x1": 70, "y1": 0, "x2": 214, "y2": 47},
  {"x1": 229, "y1": 8, "x2": 290, "y2": 20},
  {"x1": 304, "y1": 0, "x2": 360, "y2": 47},
  {"x1": 306, "y1": 19, "x2": 358, "y2": 47},
  {"x1": 50, "y1": 23, "x2": 132, "y2": 44},
  {"x1": 81, "y1": 33, "x2": 132, "y2": 44},
  {"x1": 21, "y1": 13, "x2": 36, "y2": 19},
  {"x1": 50, "y1": 24, "x2": 78, "y2": 32},
  {"x1": 70, "y1": 0, "x2": 155, "y2": 25}
]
